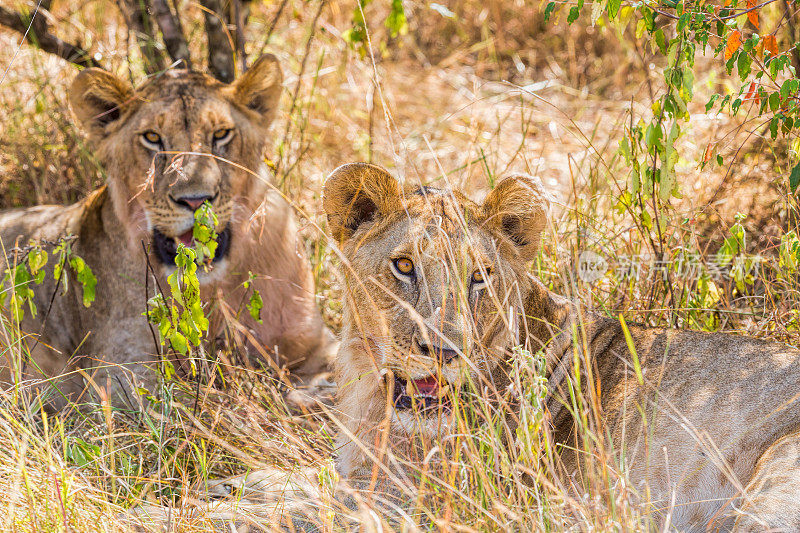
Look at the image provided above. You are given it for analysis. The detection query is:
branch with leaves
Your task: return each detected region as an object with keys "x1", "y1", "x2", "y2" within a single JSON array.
[
  {"x1": 0, "y1": 0, "x2": 260, "y2": 82},
  {"x1": 0, "y1": 2, "x2": 102, "y2": 69}
]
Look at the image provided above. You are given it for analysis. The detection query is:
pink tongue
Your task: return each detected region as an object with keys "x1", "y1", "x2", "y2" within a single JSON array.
[
  {"x1": 177, "y1": 229, "x2": 194, "y2": 247},
  {"x1": 412, "y1": 376, "x2": 439, "y2": 396}
]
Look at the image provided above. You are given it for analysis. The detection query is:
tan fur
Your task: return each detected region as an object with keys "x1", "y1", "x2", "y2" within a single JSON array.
[
  {"x1": 324, "y1": 163, "x2": 800, "y2": 531},
  {"x1": 0, "y1": 57, "x2": 334, "y2": 408}
]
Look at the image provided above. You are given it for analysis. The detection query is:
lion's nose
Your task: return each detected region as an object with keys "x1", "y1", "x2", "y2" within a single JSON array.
[
  {"x1": 173, "y1": 194, "x2": 214, "y2": 211},
  {"x1": 416, "y1": 338, "x2": 460, "y2": 365}
]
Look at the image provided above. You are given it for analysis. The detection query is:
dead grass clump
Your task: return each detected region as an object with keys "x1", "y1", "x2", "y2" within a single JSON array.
[{"x1": 0, "y1": 397, "x2": 128, "y2": 531}]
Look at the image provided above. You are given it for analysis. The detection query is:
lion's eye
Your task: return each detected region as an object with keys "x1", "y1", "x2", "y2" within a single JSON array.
[
  {"x1": 212, "y1": 128, "x2": 234, "y2": 147},
  {"x1": 391, "y1": 257, "x2": 415, "y2": 281},
  {"x1": 140, "y1": 131, "x2": 163, "y2": 150},
  {"x1": 471, "y1": 267, "x2": 491, "y2": 288}
]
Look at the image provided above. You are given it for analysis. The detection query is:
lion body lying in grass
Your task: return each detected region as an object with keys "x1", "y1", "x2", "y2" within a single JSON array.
[
  {"x1": 0, "y1": 56, "x2": 334, "y2": 408},
  {"x1": 323, "y1": 163, "x2": 800, "y2": 531}
]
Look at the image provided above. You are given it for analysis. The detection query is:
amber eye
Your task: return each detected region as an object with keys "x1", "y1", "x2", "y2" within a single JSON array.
[
  {"x1": 471, "y1": 268, "x2": 491, "y2": 286},
  {"x1": 140, "y1": 131, "x2": 163, "y2": 150},
  {"x1": 212, "y1": 128, "x2": 234, "y2": 146},
  {"x1": 391, "y1": 257, "x2": 415, "y2": 279}
]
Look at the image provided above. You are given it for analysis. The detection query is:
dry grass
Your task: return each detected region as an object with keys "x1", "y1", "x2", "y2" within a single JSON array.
[{"x1": 0, "y1": 0, "x2": 797, "y2": 531}]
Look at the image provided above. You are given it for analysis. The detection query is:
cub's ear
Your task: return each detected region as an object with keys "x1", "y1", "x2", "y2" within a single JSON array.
[
  {"x1": 230, "y1": 54, "x2": 282, "y2": 122},
  {"x1": 323, "y1": 163, "x2": 403, "y2": 243},
  {"x1": 481, "y1": 174, "x2": 550, "y2": 261},
  {"x1": 69, "y1": 68, "x2": 133, "y2": 135}
]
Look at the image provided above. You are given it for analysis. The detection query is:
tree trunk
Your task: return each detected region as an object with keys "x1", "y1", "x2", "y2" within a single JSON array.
[
  {"x1": 118, "y1": 0, "x2": 165, "y2": 74},
  {"x1": 198, "y1": 0, "x2": 235, "y2": 82}
]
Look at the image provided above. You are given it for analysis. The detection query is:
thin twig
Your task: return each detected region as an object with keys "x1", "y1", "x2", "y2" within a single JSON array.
[
  {"x1": 198, "y1": 0, "x2": 235, "y2": 82},
  {"x1": 141, "y1": 240, "x2": 163, "y2": 359},
  {"x1": 256, "y1": 0, "x2": 288, "y2": 58},
  {"x1": 233, "y1": 0, "x2": 247, "y2": 72},
  {"x1": 275, "y1": 0, "x2": 326, "y2": 178}
]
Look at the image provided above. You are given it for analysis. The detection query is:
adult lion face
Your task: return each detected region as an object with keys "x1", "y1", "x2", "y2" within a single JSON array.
[
  {"x1": 324, "y1": 163, "x2": 548, "y2": 446},
  {"x1": 68, "y1": 56, "x2": 282, "y2": 276}
]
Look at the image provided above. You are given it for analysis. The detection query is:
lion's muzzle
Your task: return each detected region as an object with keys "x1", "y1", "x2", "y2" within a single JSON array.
[
  {"x1": 390, "y1": 373, "x2": 454, "y2": 414},
  {"x1": 152, "y1": 225, "x2": 232, "y2": 265}
]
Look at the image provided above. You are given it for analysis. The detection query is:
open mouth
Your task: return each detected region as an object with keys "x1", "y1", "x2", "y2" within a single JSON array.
[
  {"x1": 152, "y1": 225, "x2": 232, "y2": 265},
  {"x1": 392, "y1": 374, "x2": 453, "y2": 413}
]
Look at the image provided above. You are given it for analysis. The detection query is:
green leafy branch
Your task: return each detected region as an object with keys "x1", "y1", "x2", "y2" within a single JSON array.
[
  {"x1": 342, "y1": 0, "x2": 408, "y2": 57},
  {"x1": 144, "y1": 202, "x2": 221, "y2": 371},
  {"x1": 0, "y1": 238, "x2": 96, "y2": 323}
]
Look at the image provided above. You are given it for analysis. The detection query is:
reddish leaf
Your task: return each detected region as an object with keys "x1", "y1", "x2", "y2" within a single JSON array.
[
  {"x1": 745, "y1": 81, "x2": 760, "y2": 104},
  {"x1": 746, "y1": 0, "x2": 759, "y2": 29},
  {"x1": 725, "y1": 30, "x2": 741, "y2": 61},
  {"x1": 764, "y1": 34, "x2": 778, "y2": 56},
  {"x1": 704, "y1": 143, "x2": 714, "y2": 163}
]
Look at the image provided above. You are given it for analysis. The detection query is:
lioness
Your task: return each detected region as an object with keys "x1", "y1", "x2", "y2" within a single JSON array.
[
  {"x1": 0, "y1": 56, "x2": 334, "y2": 408},
  {"x1": 323, "y1": 162, "x2": 800, "y2": 531}
]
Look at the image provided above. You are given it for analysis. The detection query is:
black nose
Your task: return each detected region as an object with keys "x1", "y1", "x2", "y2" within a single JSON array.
[
  {"x1": 173, "y1": 195, "x2": 213, "y2": 211},
  {"x1": 416, "y1": 339, "x2": 460, "y2": 365}
]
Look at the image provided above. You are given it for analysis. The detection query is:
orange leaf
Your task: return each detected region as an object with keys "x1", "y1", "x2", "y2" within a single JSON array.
[
  {"x1": 745, "y1": 81, "x2": 760, "y2": 104},
  {"x1": 764, "y1": 34, "x2": 778, "y2": 56},
  {"x1": 746, "y1": 0, "x2": 759, "y2": 29},
  {"x1": 704, "y1": 144, "x2": 714, "y2": 163},
  {"x1": 725, "y1": 30, "x2": 741, "y2": 61}
]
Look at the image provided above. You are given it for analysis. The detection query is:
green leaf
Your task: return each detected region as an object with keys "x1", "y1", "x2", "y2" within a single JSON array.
[
  {"x1": 607, "y1": 0, "x2": 621, "y2": 20},
  {"x1": 770, "y1": 116, "x2": 780, "y2": 139},
  {"x1": 247, "y1": 289, "x2": 264, "y2": 323},
  {"x1": 69, "y1": 256, "x2": 97, "y2": 307},
  {"x1": 619, "y1": 316, "x2": 643, "y2": 385},
  {"x1": 769, "y1": 57, "x2": 780, "y2": 78},
  {"x1": 385, "y1": 0, "x2": 407, "y2": 37},
  {"x1": 567, "y1": 6, "x2": 580, "y2": 24},
  {"x1": 705, "y1": 93, "x2": 719, "y2": 112},
  {"x1": 618, "y1": 137, "x2": 631, "y2": 161},
  {"x1": 66, "y1": 438, "x2": 101, "y2": 468},
  {"x1": 645, "y1": 123, "x2": 662, "y2": 149},
  {"x1": 168, "y1": 331, "x2": 188, "y2": 355},
  {"x1": 543, "y1": 1, "x2": 556, "y2": 21},
  {"x1": 654, "y1": 29, "x2": 667, "y2": 55},
  {"x1": 769, "y1": 91, "x2": 780, "y2": 112},
  {"x1": 27, "y1": 247, "x2": 48, "y2": 280},
  {"x1": 642, "y1": 6, "x2": 655, "y2": 31},
  {"x1": 737, "y1": 51, "x2": 752, "y2": 81},
  {"x1": 790, "y1": 162, "x2": 800, "y2": 193},
  {"x1": 781, "y1": 79, "x2": 791, "y2": 99}
]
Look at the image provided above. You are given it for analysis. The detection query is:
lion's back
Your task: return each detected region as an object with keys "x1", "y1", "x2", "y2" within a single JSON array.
[
  {"x1": 0, "y1": 203, "x2": 85, "y2": 254},
  {"x1": 586, "y1": 320, "x2": 800, "y2": 527}
]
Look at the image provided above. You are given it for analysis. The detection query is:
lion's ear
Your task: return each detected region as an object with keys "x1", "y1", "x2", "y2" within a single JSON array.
[
  {"x1": 323, "y1": 163, "x2": 403, "y2": 243},
  {"x1": 481, "y1": 174, "x2": 550, "y2": 261},
  {"x1": 69, "y1": 68, "x2": 133, "y2": 135},
  {"x1": 230, "y1": 54, "x2": 282, "y2": 121}
]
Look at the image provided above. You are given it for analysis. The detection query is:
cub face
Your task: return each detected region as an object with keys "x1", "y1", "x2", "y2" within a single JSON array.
[
  {"x1": 324, "y1": 163, "x2": 549, "y2": 452},
  {"x1": 68, "y1": 56, "x2": 282, "y2": 276}
]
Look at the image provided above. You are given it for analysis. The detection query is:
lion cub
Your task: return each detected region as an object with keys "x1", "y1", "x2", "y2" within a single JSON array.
[
  {"x1": 323, "y1": 162, "x2": 800, "y2": 531},
  {"x1": 0, "y1": 56, "x2": 335, "y2": 408}
]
